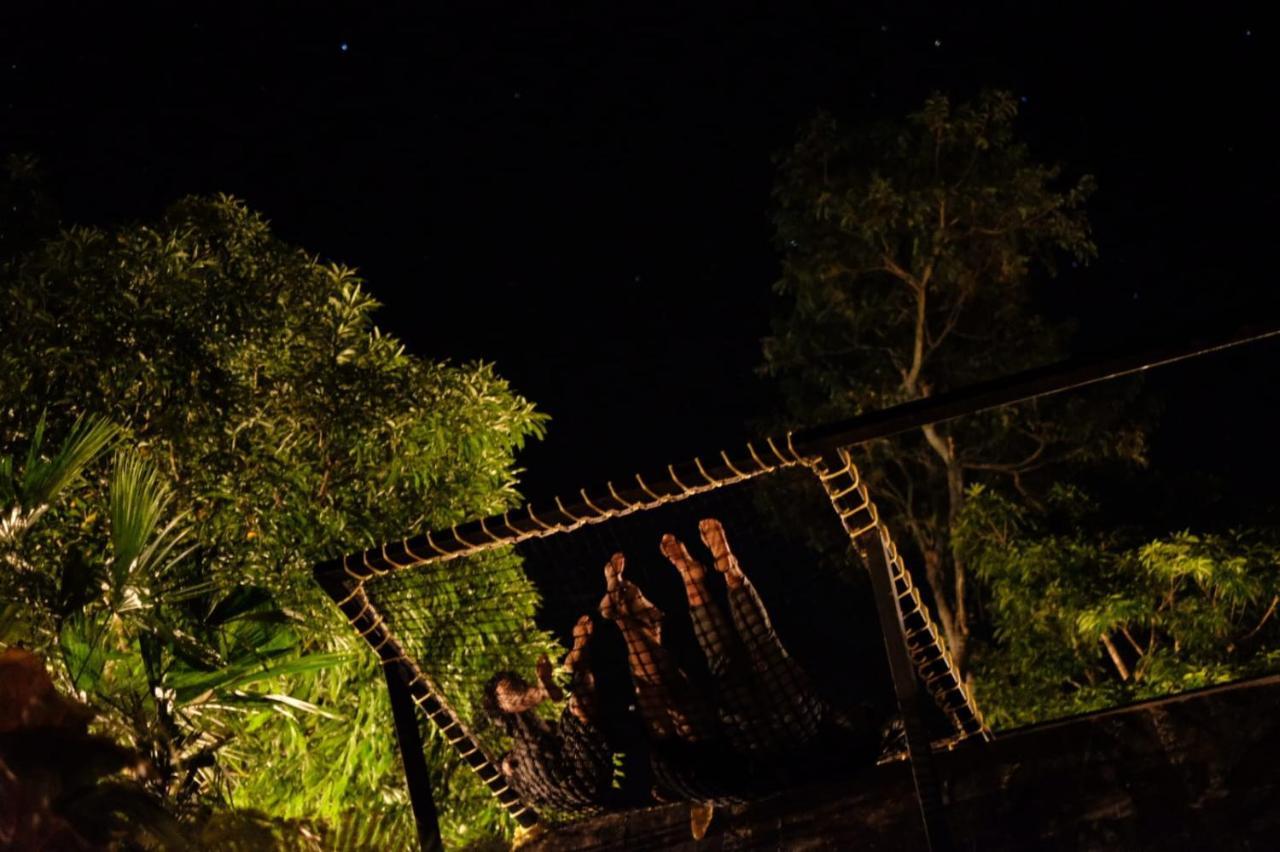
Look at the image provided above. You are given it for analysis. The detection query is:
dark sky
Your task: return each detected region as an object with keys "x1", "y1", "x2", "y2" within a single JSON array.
[{"x1": 3, "y1": 2, "x2": 1276, "y2": 500}]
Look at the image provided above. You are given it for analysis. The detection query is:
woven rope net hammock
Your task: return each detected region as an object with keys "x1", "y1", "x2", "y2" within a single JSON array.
[{"x1": 314, "y1": 438, "x2": 986, "y2": 831}]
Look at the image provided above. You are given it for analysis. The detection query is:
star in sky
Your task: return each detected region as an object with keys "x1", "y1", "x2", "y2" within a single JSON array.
[{"x1": 339, "y1": 42, "x2": 349, "y2": 53}]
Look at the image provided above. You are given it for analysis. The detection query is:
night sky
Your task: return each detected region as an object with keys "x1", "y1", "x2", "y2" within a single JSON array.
[{"x1": 3, "y1": 2, "x2": 1277, "y2": 501}]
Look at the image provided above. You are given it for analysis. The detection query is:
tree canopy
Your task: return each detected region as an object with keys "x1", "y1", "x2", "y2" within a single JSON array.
[
  {"x1": 955, "y1": 484, "x2": 1280, "y2": 727},
  {"x1": 763, "y1": 90, "x2": 1280, "y2": 729},
  {"x1": 763, "y1": 90, "x2": 1144, "y2": 668},
  {"x1": 0, "y1": 195, "x2": 548, "y2": 845}
]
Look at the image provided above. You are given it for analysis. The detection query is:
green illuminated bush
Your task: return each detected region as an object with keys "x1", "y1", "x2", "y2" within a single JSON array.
[
  {"x1": 0, "y1": 195, "x2": 547, "y2": 845},
  {"x1": 956, "y1": 483, "x2": 1280, "y2": 728}
]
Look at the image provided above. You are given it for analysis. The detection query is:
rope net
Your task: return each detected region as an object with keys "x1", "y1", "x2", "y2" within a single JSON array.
[{"x1": 318, "y1": 446, "x2": 986, "y2": 827}]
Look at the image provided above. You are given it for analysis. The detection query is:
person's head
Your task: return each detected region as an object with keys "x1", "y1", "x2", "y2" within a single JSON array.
[{"x1": 482, "y1": 670, "x2": 531, "y2": 720}]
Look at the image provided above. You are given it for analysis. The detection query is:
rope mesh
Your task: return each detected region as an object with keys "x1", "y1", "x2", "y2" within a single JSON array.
[{"x1": 317, "y1": 439, "x2": 988, "y2": 826}]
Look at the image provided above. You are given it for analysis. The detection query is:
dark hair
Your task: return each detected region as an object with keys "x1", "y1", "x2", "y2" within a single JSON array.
[{"x1": 482, "y1": 670, "x2": 528, "y2": 723}]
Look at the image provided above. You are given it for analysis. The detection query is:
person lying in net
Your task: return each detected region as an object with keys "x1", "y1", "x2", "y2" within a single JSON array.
[
  {"x1": 660, "y1": 519, "x2": 825, "y2": 756},
  {"x1": 483, "y1": 615, "x2": 616, "y2": 813},
  {"x1": 598, "y1": 552, "x2": 747, "y2": 802}
]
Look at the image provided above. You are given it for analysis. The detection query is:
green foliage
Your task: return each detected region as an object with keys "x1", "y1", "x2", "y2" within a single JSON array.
[
  {"x1": 956, "y1": 484, "x2": 1280, "y2": 728},
  {"x1": 0, "y1": 413, "x2": 121, "y2": 645},
  {"x1": 2, "y1": 419, "x2": 344, "y2": 846},
  {"x1": 106, "y1": 449, "x2": 194, "y2": 614},
  {"x1": 760, "y1": 91, "x2": 1280, "y2": 735},
  {"x1": 765, "y1": 90, "x2": 1096, "y2": 416},
  {"x1": 0, "y1": 195, "x2": 547, "y2": 844},
  {"x1": 762, "y1": 90, "x2": 1144, "y2": 665},
  {"x1": 0, "y1": 412, "x2": 121, "y2": 545}
]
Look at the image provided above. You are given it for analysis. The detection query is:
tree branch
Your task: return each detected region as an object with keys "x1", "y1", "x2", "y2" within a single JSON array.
[
  {"x1": 920, "y1": 422, "x2": 951, "y2": 466},
  {"x1": 880, "y1": 253, "x2": 919, "y2": 288},
  {"x1": 926, "y1": 296, "x2": 965, "y2": 353},
  {"x1": 903, "y1": 282, "x2": 927, "y2": 394},
  {"x1": 1120, "y1": 625, "x2": 1145, "y2": 658},
  {"x1": 1243, "y1": 595, "x2": 1279, "y2": 640},
  {"x1": 961, "y1": 440, "x2": 1047, "y2": 475},
  {"x1": 1100, "y1": 632, "x2": 1131, "y2": 681}
]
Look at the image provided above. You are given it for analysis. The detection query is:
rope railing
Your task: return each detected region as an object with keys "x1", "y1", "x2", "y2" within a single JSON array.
[
  {"x1": 313, "y1": 323, "x2": 1279, "y2": 837},
  {"x1": 808, "y1": 448, "x2": 987, "y2": 739},
  {"x1": 321, "y1": 324, "x2": 1280, "y2": 584},
  {"x1": 314, "y1": 573, "x2": 539, "y2": 827},
  {"x1": 322, "y1": 435, "x2": 813, "y2": 581},
  {"x1": 315, "y1": 433, "x2": 988, "y2": 830}
]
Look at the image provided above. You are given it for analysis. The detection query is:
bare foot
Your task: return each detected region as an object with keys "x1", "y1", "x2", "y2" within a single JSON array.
[
  {"x1": 565, "y1": 614, "x2": 593, "y2": 671},
  {"x1": 699, "y1": 519, "x2": 744, "y2": 588},
  {"x1": 601, "y1": 553, "x2": 658, "y2": 622},
  {"x1": 689, "y1": 802, "x2": 715, "y2": 840},
  {"x1": 604, "y1": 552, "x2": 626, "y2": 591},
  {"x1": 662, "y1": 533, "x2": 713, "y2": 607},
  {"x1": 660, "y1": 534, "x2": 706, "y2": 582},
  {"x1": 600, "y1": 553, "x2": 625, "y2": 618},
  {"x1": 572, "y1": 613, "x2": 594, "y2": 645}
]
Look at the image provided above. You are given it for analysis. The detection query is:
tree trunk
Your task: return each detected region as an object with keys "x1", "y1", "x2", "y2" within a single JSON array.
[
  {"x1": 918, "y1": 422, "x2": 971, "y2": 669},
  {"x1": 922, "y1": 546, "x2": 966, "y2": 667},
  {"x1": 900, "y1": 277, "x2": 971, "y2": 670},
  {"x1": 943, "y1": 446, "x2": 970, "y2": 667}
]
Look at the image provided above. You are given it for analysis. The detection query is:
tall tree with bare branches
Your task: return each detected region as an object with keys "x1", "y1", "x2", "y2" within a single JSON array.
[{"x1": 763, "y1": 91, "x2": 1145, "y2": 668}]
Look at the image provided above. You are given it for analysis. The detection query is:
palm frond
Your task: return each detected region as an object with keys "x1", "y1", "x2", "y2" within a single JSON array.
[
  {"x1": 108, "y1": 450, "x2": 192, "y2": 610},
  {"x1": 170, "y1": 651, "x2": 351, "y2": 705},
  {"x1": 21, "y1": 413, "x2": 122, "y2": 508},
  {"x1": 109, "y1": 449, "x2": 172, "y2": 570},
  {"x1": 1, "y1": 413, "x2": 121, "y2": 544}
]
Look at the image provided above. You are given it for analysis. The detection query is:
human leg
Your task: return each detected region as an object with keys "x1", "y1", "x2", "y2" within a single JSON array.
[
  {"x1": 700, "y1": 519, "x2": 823, "y2": 744},
  {"x1": 661, "y1": 532, "x2": 772, "y2": 752},
  {"x1": 598, "y1": 553, "x2": 714, "y2": 743}
]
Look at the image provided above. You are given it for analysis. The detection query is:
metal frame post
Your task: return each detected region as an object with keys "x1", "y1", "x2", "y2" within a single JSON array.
[
  {"x1": 384, "y1": 662, "x2": 445, "y2": 852},
  {"x1": 859, "y1": 527, "x2": 955, "y2": 851}
]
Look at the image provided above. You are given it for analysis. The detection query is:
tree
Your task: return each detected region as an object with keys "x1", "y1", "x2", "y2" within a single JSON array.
[
  {"x1": 0, "y1": 412, "x2": 388, "y2": 848},
  {"x1": 762, "y1": 91, "x2": 1144, "y2": 668},
  {"x1": 0, "y1": 195, "x2": 549, "y2": 844},
  {"x1": 954, "y1": 483, "x2": 1280, "y2": 728}
]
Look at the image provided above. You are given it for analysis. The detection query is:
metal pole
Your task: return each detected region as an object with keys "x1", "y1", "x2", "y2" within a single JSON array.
[
  {"x1": 322, "y1": 323, "x2": 1280, "y2": 576},
  {"x1": 384, "y1": 662, "x2": 445, "y2": 852},
  {"x1": 856, "y1": 504, "x2": 954, "y2": 852},
  {"x1": 794, "y1": 323, "x2": 1280, "y2": 459}
]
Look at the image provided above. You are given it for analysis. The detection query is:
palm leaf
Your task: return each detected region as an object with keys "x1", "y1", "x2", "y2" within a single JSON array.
[
  {"x1": 1, "y1": 413, "x2": 121, "y2": 543},
  {"x1": 108, "y1": 450, "x2": 194, "y2": 611},
  {"x1": 170, "y1": 651, "x2": 350, "y2": 704},
  {"x1": 21, "y1": 412, "x2": 122, "y2": 508}
]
